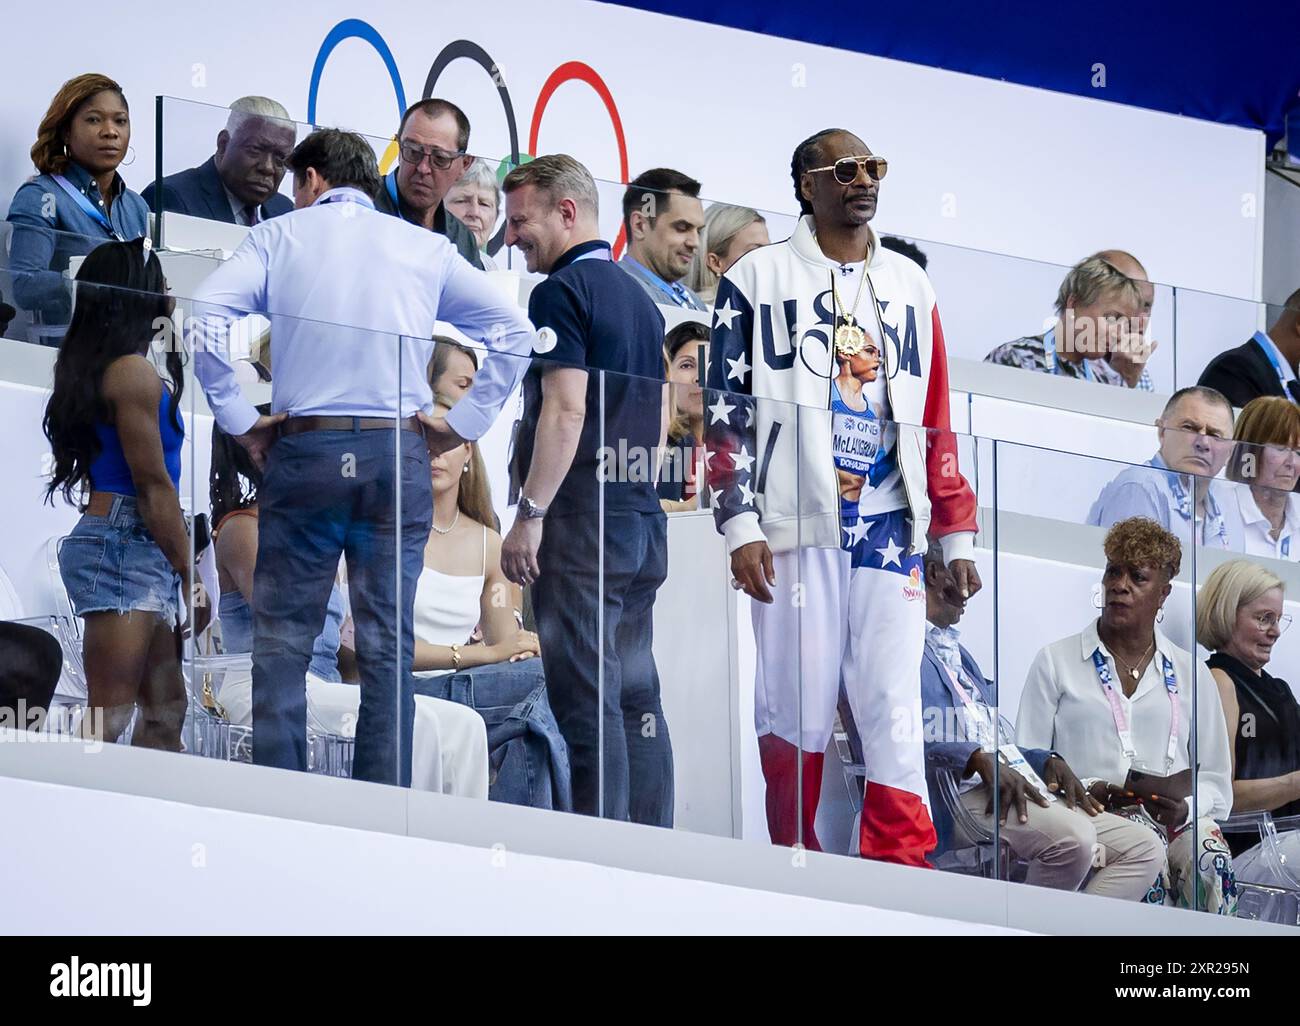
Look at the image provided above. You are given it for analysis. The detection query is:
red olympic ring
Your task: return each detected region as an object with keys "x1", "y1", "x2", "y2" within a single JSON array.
[{"x1": 528, "y1": 61, "x2": 631, "y2": 258}]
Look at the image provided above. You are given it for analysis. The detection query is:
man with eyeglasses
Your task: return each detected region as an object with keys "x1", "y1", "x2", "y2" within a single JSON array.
[
  {"x1": 143, "y1": 96, "x2": 295, "y2": 226},
  {"x1": 706, "y1": 128, "x2": 979, "y2": 865},
  {"x1": 1087, "y1": 385, "x2": 1243, "y2": 551},
  {"x1": 373, "y1": 98, "x2": 483, "y2": 269}
]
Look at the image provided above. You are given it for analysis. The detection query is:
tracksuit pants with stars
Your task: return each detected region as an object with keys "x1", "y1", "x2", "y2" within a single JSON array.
[{"x1": 751, "y1": 508, "x2": 937, "y2": 865}]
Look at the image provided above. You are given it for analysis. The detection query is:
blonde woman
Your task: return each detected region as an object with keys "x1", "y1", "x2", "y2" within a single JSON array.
[
  {"x1": 685, "y1": 203, "x2": 769, "y2": 305},
  {"x1": 1198, "y1": 560, "x2": 1300, "y2": 847}
]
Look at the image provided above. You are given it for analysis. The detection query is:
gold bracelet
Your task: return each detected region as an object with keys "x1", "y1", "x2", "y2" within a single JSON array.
[{"x1": 451, "y1": 643, "x2": 462, "y2": 671}]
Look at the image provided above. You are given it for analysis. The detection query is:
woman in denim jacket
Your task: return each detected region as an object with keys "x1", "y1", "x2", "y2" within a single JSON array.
[{"x1": 7, "y1": 73, "x2": 149, "y2": 344}]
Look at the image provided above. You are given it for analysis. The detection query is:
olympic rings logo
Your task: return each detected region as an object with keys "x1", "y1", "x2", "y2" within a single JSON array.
[{"x1": 307, "y1": 19, "x2": 631, "y2": 256}]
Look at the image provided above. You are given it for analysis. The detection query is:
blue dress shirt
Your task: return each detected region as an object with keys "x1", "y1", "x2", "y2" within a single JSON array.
[
  {"x1": 1086, "y1": 451, "x2": 1240, "y2": 549},
  {"x1": 617, "y1": 254, "x2": 707, "y2": 311},
  {"x1": 189, "y1": 187, "x2": 536, "y2": 440}
]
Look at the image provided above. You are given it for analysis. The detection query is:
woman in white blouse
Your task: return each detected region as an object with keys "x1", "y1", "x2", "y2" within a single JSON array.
[
  {"x1": 1221, "y1": 397, "x2": 1300, "y2": 562},
  {"x1": 1016, "y1": 517, "x2": 1236, "y2": 914}
]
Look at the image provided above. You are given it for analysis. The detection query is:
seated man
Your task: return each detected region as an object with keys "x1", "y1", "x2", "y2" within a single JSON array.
[
  {"x1": 920, "y1": 542, "x2": 1163, "y2": 898},
  {"x1": 1198, "y1": 287, "x2": 1300, "y2": 409},
  {"x1": 1087, "y1": 385, "x2": 1240, "y2": 551},
  {"x1": 142, "y1": 96, "x2": 295, "y2": 225},
  {"x1": 985, "y1": 252, "x2": 1155, "y2": 388}
]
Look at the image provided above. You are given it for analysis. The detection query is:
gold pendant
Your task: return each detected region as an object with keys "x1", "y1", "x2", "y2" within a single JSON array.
[
  {"x1": 835, "y1": 318, "x2": 868, "y2": 357},
  {"x1": 1129, "y1": 668, "x2": 1140, "y2": 681}
]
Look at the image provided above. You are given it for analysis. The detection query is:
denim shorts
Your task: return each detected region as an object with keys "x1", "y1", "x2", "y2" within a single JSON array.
[{"x1": 58, "y1": 494, "x2": 182, "y2": 626}]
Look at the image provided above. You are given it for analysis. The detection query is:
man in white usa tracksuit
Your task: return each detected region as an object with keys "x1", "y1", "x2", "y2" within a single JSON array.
[{"x1": 706, "y1": 128, "x2": 981, "y2": 865}]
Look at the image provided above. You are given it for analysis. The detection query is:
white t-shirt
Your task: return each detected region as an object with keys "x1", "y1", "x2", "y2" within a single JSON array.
[{"x1": 829, "y1": 260, "x2": 905, "y2": 519}]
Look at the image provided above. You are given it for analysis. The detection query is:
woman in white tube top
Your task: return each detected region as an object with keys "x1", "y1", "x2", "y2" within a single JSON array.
[
  {"x1": 207, "y1": 416, "x2": 489, "y2": 798},
  {"x1": 412, "y1": 397, "x2": 540, "y2": 679}
]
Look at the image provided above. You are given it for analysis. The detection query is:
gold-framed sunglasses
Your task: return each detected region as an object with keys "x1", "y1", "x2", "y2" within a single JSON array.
[{"x1": 806, "y1": 154, "x2": 889, "y2": 185}]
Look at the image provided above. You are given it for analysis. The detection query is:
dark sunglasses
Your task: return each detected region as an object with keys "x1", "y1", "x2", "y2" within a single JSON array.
[
  {"x1": 806, "y1": 154, "x2": 889, "y2": 186},
  {"x1": 398, "y1": 141, "x2": 466, "y2": 171}
]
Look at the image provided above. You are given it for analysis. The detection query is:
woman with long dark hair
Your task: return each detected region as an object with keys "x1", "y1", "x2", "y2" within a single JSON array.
[
  {"x1": 658, "y1": 320, "x2": 709, "y2": 512},
  {"x1": 44, "y1": 238, "x2": 189, "y2": 748},
  {"x1": 6, "y1": 73, "x2": 149, "y2": 344}
]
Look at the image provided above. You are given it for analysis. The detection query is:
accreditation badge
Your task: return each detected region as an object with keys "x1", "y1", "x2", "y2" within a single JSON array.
[{"x1": 999, "y1": 743, "x2": 1058, "y2": 803}]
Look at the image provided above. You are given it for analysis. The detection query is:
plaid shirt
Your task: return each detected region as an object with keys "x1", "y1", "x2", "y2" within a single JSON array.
[{"x1": 984, "y1": 332, "x2": 1152, "y2": 390}]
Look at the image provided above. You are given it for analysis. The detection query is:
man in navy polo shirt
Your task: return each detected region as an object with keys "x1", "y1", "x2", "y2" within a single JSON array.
[{"x1": 499, "y1": 153, "x2": 673, "y2": 826}]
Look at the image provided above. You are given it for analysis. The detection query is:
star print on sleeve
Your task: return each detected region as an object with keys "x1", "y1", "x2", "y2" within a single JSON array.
[
  {"x1": 726, "y1": 351, "x2": 752, "y2": 384},
  {"x1": 731, "y1": 444, "x2": 754, "y2": 474},
  {"x1": 713, "y1": 297, "x2": 740, "y2": 330},
  {"x1": 708, "y1": 395, "x2": 736, "y2": 425},
  {"x1": 704, "y1": 275, "x2": 759, "y2": 535}
]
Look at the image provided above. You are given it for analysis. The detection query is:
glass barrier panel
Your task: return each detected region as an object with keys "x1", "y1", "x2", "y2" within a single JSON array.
[{"x1": 9, "y1": 117, "x2": 1300, "y2": 925}]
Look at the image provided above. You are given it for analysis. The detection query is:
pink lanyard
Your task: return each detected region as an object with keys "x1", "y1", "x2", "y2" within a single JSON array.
[
  {"x1": 1090, "y1": 648, "x2": 1180, "y2": 772},
  {"x1": 939, "y1": 661, "x2": 998, "y2": 749}
]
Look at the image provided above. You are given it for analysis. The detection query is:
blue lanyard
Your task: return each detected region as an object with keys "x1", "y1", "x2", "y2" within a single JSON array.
[
  {"x1": 51, "y1": 174, "x2": 123, "y2": 241},
  {"x1": 1253, "y1": 332, "x2": 1294, "y2": 396},
  {"x1": 1151, "y1": 458, "x2": 1230, "y2": 548},
  {"x1": 1043, "y1": 326, "x2": 1094, "y2": 382},
  {"x1": 623, "y1": 254, "x2": 692, "y2": 307},
  {"x1": 384, "y1": 171, "x2": 419, "y2": 223}
]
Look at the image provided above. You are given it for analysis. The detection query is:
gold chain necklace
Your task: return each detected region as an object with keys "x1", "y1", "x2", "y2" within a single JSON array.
[
  {"x1": 1111, "y1": 640, "x2": 1155, "y2": 683},
  {"x1": 830, "y1": 250, "x2": 871, "y2": 358}
]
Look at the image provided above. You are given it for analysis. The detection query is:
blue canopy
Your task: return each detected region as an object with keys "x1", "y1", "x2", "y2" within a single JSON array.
[{"x1": 603, "y1": 0, "x2": 1300, "y2": 140}]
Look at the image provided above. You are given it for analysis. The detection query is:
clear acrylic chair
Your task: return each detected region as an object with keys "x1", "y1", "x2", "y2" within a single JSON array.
[{"x1": 1221, "y1": 811, "x2": 1300, "y2": 925}]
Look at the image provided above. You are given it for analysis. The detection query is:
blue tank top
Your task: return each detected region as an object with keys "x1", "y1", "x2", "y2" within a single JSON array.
[
  {"x1": 89, "y1": 388, "x2": 184, "y2": 494},
  {"x1": 218, "y1": 584, "x2": 346, "y2": 684}
]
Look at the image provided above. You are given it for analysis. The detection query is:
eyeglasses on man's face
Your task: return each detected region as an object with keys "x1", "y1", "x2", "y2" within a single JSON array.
[
  {"x1": 398, "y1": 141, "x2": 466, "y2": 171},
  {"x1": 806, "y1": 154, "x2": 889, "y2": 186}
]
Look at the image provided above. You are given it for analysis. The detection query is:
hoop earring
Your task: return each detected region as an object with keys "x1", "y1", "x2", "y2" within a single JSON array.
[
  {"x1": 1090, "y1": 583, "x2": 1104, "y2": 610},
  {"x1": 1156, "y1": 607, "x2": 1165, "y2": 624},
  {"x1": 120, "y1": 145, "x2": 136, "y2": 167}
]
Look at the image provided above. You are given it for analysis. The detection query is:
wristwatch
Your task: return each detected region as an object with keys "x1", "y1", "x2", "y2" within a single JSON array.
[{"x1": 518, "y1": 496, "x2": 547, "y2": 520}]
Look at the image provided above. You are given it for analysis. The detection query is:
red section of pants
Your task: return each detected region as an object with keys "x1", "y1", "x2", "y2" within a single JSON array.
[
  {"x1": 757, "y1": 733, "x2": 824, "y2": 852},
  {"x1": 860, "y1": 780, "x2": 937, "y2": 867}
]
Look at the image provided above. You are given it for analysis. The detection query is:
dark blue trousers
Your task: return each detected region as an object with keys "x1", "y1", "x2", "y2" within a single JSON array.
[
  {"x1": 250, "y1": 426, "x2": 431, "y2": 785},
  {"x1": 534, "y1": 509, "x2": 673, "y2": 825}
]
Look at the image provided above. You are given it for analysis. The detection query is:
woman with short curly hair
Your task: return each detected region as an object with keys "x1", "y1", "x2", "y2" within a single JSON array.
[
  {"x1": 1016, "y1": 516, "x2": 1238, "y2": 914},
  {"x1": 5, "y1": 73, "x2": 149, "y2": 344}
]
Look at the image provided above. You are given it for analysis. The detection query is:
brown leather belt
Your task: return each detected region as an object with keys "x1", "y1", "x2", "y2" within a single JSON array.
[
  {"x1": 281, "y1": 415, "x2": 422, "y2": 436},
  {"x1": 85, "y1": 491, "x2": 121, "y2": 517}
]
